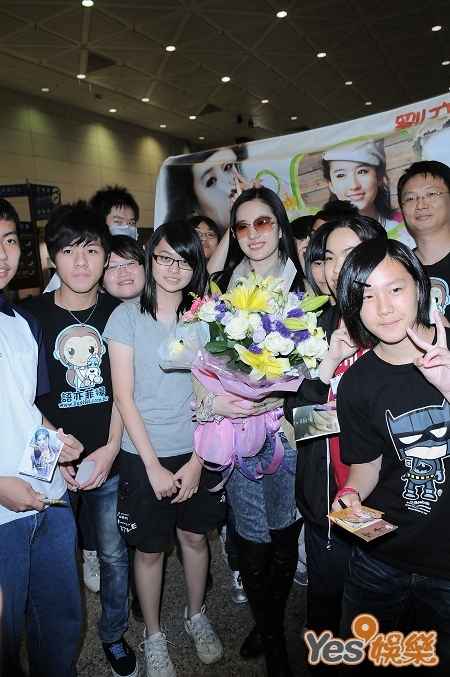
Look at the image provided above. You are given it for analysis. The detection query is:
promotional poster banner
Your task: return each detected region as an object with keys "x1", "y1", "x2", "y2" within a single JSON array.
[{"x1": 154, "y1": 92, "x2": 450, "y2": 247}]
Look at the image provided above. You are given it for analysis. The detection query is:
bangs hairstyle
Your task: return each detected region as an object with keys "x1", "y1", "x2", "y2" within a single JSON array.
[
  {"x1": 89, "y1": 184, "x2": 139, "y2": 222},
  {"x1": 109, "y1": 234, "x2": 145, "y2": 266},
  {"x1": 140, "y1": 221, "x2": 207, "y2": 319},
  {"x1": 212, "y1": 187, "x2": 305, "y2": 293},
  {"x1": 188, "y1": 215, "x2": 221, "y2": 241},
  {"x1": 313, "y1": 199, "x2": 359, "y2": 224},
  {"x1": 164, "y1": 144, "x2": 248, "y2": 223},
  {"x1": 337, "y1": 239, "x2": 430, "y2": 348},
  {"x1": 397, "y1": 160, "x2": 450, "y2": 204},
  {"x1": 0, "y1": 197, "x2": 21, "y2": 234},
  {"x1": 45, "y1": 200, "x2": 110, "y2": 263}
]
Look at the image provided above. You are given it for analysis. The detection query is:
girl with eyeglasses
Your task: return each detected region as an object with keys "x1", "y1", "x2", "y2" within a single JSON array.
[
  {"x1": 194, "y1": 188, "x2": 304, "y2": 677},
  {"x1": 104, "y1": 222, "x2": 225, "y2": 677},
  {"x1": 102, "y1": 235, "x2": 146, "y2": 301}
]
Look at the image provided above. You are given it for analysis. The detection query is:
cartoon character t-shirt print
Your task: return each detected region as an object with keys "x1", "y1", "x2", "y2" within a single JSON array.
[{"x1": 53, "y1": 323, "x2": 109, "y2": 408}]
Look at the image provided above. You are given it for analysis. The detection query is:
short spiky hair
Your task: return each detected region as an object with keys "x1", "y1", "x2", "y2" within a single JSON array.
[
  {"x1": 45, "y1": 200, "x2": 110, "y2": 263},
  {"x1": 89, "y1": 184, "x2": 140, "y2": 223},
  {"x1": 0, "y1": 197, "x2": 21, "y2": 234}
]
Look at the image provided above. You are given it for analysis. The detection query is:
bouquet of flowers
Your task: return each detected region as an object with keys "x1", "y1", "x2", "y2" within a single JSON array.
[{"x1": 160, "y1": 271, "x2": 329, "y2": 485}]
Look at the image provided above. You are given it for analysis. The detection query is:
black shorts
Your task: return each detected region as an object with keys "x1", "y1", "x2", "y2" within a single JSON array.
[{"x1": 117, "y1": 450, "x2": 226, "y2": 553}]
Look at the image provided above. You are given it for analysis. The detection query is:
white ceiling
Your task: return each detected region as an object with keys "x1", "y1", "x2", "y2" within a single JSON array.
[{"x1": 0, "y1": 0, "x2": 449, "y2": 149}]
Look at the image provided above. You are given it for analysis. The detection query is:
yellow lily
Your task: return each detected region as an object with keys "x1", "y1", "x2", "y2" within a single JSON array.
[
  {"x1": 234, "y1": 344, "x2": 291, "y2": 379},
  {"x1": 221, "y1": 285, "x2": 273, "y2": 318}
]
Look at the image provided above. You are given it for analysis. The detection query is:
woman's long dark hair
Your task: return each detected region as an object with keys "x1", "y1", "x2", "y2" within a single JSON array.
[
  {"x1": 212, "y1": 187, "x2": 305, "y2": 293},
  {"x1": 141, "y1": 221, "x2": 207, "y2": 319}
]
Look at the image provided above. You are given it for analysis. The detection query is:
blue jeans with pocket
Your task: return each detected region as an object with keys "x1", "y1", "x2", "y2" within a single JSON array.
[
  {"x1": 70, "y1": 473, "x2": 129, "y2": 643},
  {"x1": 225, "y1": 432, "x2": 297, "y2": 543},
  {"x1": 339, "y1": 547, "x2": 450, "y2": 675},
  {"x1": 0, "y1": 491, "x2": 82, "y2": 677}
]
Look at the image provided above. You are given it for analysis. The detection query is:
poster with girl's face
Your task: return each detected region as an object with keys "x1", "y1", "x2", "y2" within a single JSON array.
[{"x1": 154, "y1": 92, "x2": 450, "y2": 250}]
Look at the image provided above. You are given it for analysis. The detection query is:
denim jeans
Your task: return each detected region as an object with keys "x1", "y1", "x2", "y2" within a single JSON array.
[
  {"x1": 70, "y1": 474, "x2": 129, "y2": 643},
  {"x1": 0, "y1": 491, "x2": 82, "y2": 677},
  {"x1": 339, "y1": 547, "x2": 450, "y2": 675},
  {"x1": 225, "y1": 432, "x2": 297, "y2": 543}
]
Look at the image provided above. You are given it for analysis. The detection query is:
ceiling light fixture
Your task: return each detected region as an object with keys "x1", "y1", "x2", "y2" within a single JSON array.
[
  {"x1": 160, "y1": 124, "x2": 166, "y2": 128},
  {"x1": 199, "y1": 136, "x2": 205, "y2": 140},
  {"x1": 345, "y1": 80, "x2": 352, "y2": 85},
  {"x1": 443, "y1": 60, "x2": 450, "y2": 65},
  {"x1": 109, "y1": 108, "x2": 117, "y2": 113},
  {"x1": 166, "y1": 45, "x2": 176, "y2": 52},
  {"x1": 221, "y1": 76, "x2": 231, "y2": 82},
  {"x1": 142, "y1": 97, "x2": 149, "y2": 102},
  {"x1": 365, "y1": 101, "x2": 372, "y2": 106},
  {"x1": 261, "y1": 99, "x2": 268, "y2": 104},
  {"x1": 77, "y1": 73, "x2": 86, "y2": 79},
  {"x1": 291, "y1": 116, "x2": 297, "y2": 120},
  {"x1": 432, "y1": 25, "x2": 442, "y2": 31},
  {"x1": 276, "y1": 11, "x2": 287, "y2": 18},
  {"x1": 189, "y1": 115, "x2": 196, "y2": 120},
  {"x1": 317, "y1": 52, "x2": 326, "y2": 58},
  {"x1": 41, "y1": 87, "x2": 49, "y2": 92},
  {"x1": 81, "y1": 0, "x2": 94, "y2": 6}
]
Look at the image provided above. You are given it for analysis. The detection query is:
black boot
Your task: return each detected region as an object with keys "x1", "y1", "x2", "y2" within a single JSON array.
[
  {"x1": 271, "y1": 518, "x2": 303, "y2": 614},
  {"x1": 235, "y1": 533, "x2": 292, "y2": 677}
]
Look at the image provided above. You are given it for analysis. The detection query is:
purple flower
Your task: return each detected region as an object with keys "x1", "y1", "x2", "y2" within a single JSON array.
[
  {"x1": 261, "y1": 314, "x2": 272, "y2": 332},
  {"x1": 214, "y1": 302, "x2": 227, "y2": 312},
  {"x1": 220, "y1": 311, "x2": 233, "y2": 326},
  {"x1": 213, "y1": 292, "x2": 221, "y2": 300},
  {"x1": 248, "y1": 344, "x2": 263, "y2": 354},
  {"x1": 253, "y1": 326, "x2": 266, "y2": 343},
  {"x1": 292, "y1": 291, "x2": 305, "y2": 301},
  {"x1": 293, "y1": 330, "x2": 311, "y2": 343},
  {"x1": 215, "y1": 312, "x2": 226, "y2": 321},
  {"x1": 287, "y1": 308, "x2": 304, "y2": 318},
  {"x1": 275, "y1": 320, "x2": 291, "y2": 338}
]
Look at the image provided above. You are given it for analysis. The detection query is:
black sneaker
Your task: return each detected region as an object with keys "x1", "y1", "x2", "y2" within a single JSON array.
[{"x1": 102, "y1": 636, "x2": 138, "y2": 677}]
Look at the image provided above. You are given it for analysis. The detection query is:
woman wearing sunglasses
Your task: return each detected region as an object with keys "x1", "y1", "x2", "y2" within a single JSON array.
[{"x1": 200, "y1": 188, "x2": 304, "y2": 677}]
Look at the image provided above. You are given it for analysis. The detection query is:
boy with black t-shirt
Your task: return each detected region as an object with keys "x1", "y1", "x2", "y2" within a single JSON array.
[
  {"x1": 0, "y1": 198, "x2": 83, "y2": 677},
  {"x1": 25, "y1": 201, "x2": 137, "y2": 677}
]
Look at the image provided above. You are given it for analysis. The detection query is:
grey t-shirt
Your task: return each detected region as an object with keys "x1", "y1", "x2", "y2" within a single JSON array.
[{"x1": 103, "y1": 299, "x2": 196, "y2": 458}]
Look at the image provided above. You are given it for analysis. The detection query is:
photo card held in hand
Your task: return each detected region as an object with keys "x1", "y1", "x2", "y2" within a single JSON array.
[{"x1": 18, "y1": 426, "x2": 64, "y2": 483}]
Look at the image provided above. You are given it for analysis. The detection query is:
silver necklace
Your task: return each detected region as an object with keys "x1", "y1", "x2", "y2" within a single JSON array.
[{"x1": 57, "y1": 291, "x2": 98, "y2": 326}]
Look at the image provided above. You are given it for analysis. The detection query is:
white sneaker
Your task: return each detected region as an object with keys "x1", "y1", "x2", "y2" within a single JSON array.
[
  {"x1": 184, "y1": 605, "x2": 223, "y2": 664},
  {"x1": 83, "y1": 549, "x2": 100, "y2": 593},
  {"x1": 139, "y1": 630, "x2": 176, "y2": 677},
  {"x1": 294, "y1": 561, "x2": 308, "y2": 586},
  {"x1": 229, "y1": 570, "x2": 247, "y2": 604}
]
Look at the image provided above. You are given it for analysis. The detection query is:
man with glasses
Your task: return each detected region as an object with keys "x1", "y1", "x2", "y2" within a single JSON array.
[
  {"x1": 188, "y1": 215, "x2": 221, "y2": 261},
  {"x1": 398, "y1": 160, "x2": 450, "y2": 320}
]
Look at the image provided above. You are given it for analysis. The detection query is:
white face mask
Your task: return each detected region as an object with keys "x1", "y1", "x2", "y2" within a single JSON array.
[{"x1": 109, "y1": 225, "x2": 138, "y2": 240}]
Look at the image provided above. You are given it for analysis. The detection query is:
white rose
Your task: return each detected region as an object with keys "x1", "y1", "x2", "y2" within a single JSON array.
[
  {"x1": 264, "y1": 331, "x2": 295, "y2": 356},
  {"x1": 297, "y1": 336, "x2": 329, "y2": 368},
  {"x1": 248, "y1": 313, "x2": 262, "y2": 330},
  {"x1": 197, "y1": 300, "x2": 217, "y2": 323},
  {"x1": 224, "y1": 316, "x2": 250, "y2": 341}
]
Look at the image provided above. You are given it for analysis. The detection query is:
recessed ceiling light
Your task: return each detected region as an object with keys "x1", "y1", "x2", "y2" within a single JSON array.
[
  {"x1": 142, "y1": 97, "x2": 149, "y2": 102},
  {"x1": 109, "y1": 108, "x2": 117, "y2": 113},
  {"x1": 160, "y1": 124, "x2": 166, "y2": 128},
  {"x1": 199, "y1": 136, "x2": 205, "y2": 140},
  {"x1": 432, "y1": 25, "x2": 442, "y2": 31},
  {"x1": 81, "y1": 0, "x2": 94, "y2": 6},
  {"x1": 221, "y1": 76, "x2": 231, "y2": 82},
  {"x1": 166, "y1": 45, "x2": 176, "y2": 52},
  {"x1": 442, "y1": 60, "x2": 450, "y2": 65},
  {"x1": 345, "y1": 80, "x2": 353, "y2": 85},
  {"x1": 189, "y1": 115, "x2": 196, "y2": 120},
  {"x1": 261, "y1": 99, "x2": 269, "y2": 104},
  {"x1": 41, "y1": 87, "x2": 49, "y2": 92},
  {"x1": 291, "y1": 116, "x2": 297, "y2": 120},
  {"x1": 276, "y1": 11, "x2": 287, "y2": 18},
  {"x1": 317, "y1": 52, "x2": 326, "y2": 58},
  {"x1": 77, "y1": 73, "x2": 86, "y2": 79},
  {"x1": 365, "y1": 101, "x2": 372, "y2": 106}
]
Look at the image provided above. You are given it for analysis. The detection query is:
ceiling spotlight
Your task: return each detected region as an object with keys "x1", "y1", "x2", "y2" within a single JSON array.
[
  {"x1": 41, "y1": 87, "x2": 49, "y2": 92},
  {"x1": 77, "y1": 73, "x2": 86, "y2": 79},
  {"x1": 166, "y1": 45, "x2": 176, "y2": 52},
  {"x1": 345, "y1": 80, "x2": 353, "y2": 85},
  {"x1": 160, "y1": 124, "x2": 166, "y2": 128},
  {"x1": 291, "y1": 116, "x2": 297, "y2": 120},
  {"x1": 432, "y1": 25, "x2": 442, "y2": 31},
  {"x1": 81, "y1": 0, "x2": 94, "y2": 6},
  {"x1": 142, "y1": 97, "x2": 149, "y2": 102},
  {"x1": 222, "y1": 76, "x2": 231, "y2": 82},
  {"x1": 276, "y1": 11, "x2": 287, "y2": 18},
  {"x1": 365, "y1": 101, "x2": 372, "y2": 106},
  {"x1": 317, "y1": 52, "x2": 326, "y2": 58},
  {"x1": 261, "y1": 99, "x2": 268, "y2": 104},
  {"x1": 189, "y1": 115, "x2": 196, "y2": 120},
  {"x1": 109, "y1": 108, "x2": 117, "y2": 113},
  {"x1": 443, "y1": 60, "x2": 450, "y2": 65},
  {"x1": 199, "y1": 136, "x2": 205, "y2": 140}
]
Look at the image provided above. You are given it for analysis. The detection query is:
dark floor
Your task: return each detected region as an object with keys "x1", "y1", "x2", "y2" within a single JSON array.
[{"x1": 75, "y1": 531, "x2": 310, "y2": 677}]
